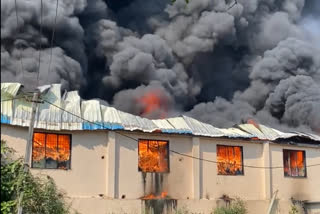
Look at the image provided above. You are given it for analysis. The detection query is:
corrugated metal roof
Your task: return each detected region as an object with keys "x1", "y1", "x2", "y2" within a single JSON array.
[
  {"x1": 81, "y1": 100, "x2": 102, "y2": 130},
  {"x1": 35, "y1": 84, "x2": 61, "y2": 130},
  {"x1": 237, "y1": 124, "x2": 267, "y2": 139},
  {"x1": 61, "y1": 91, "x2": 82, "y2": 130},
  {"x1": 219, "y1": 128, "x2": 255, "y2": 138},
  {"x1": 182, "y1": 115, "x2": 223, "y2": 137},
  {"x1": 1, "y1": 82, "x2": 319, "y2": 143},
  {"x1": 1, "y1": 83, "x2": 22, "y2": 123}
]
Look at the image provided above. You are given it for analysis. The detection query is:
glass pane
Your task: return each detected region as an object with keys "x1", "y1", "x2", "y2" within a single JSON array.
[
  {"x1": 32, "y1": 133, "x2": 46, "y2": 168},
  {"x1": 138, "y1": 140, "x2": 149, "y2": 171},
  {"x1": 46, "y1": 134, "x2": 58, "y2": 169},
  {"x1": 158, "y1": 141, "x2": 168, "y2": 172},
  {"x1": 296, "y1": 151, "x2": 305, "y2": 177},
  {"x1": 290, "y1": 151, "x2": 298, "y2": 176},
  {"x1": 283, "y1": 150, "x2": 290, "y2": 176},
  {"x1": 217, "y1": 146, "x2": 227, "y2": 175},
  {"x1": 58, "y1": 135, "x2": 71, "y2": 169},
  {"x1": 234, "y1": 147, "x2": 243, "y2": 175}
]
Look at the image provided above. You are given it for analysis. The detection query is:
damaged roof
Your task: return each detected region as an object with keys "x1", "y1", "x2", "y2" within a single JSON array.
[{"x1": 1, "y1": 82, "x2": 320, "y2": 143}]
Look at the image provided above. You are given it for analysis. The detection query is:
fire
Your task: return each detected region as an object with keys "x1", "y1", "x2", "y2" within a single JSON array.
[
  {"x1": 141, "y1": 192, "x2": 168, "y2": 200},
  {"x1": 247, "y1": 119, "x2": 260, "y2": 129},
  {"x1": 137, "y1": 90, "x2": 168, "y2": 119},
  {"x1": 32, "y1": 133, "x2": 70, "y2": 169},
  {"x1": 284, "y1": 150, "x2": 305, "y2": 176},
  {"x1": 138, "y1": 140, "x2": 169, "y2": 173},
  {"x1": 217, "y1": 145, "x2": 243, "y2": 175}
]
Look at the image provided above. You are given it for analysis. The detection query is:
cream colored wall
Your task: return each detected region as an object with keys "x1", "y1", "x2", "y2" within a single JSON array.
[
  {"x1": 270, "y1": 143, "x2": 320, "y2": 201},
  {"x1": 1, "y1": 124, "x2": 108, "y2": 198},
  {"x1": 2, "y1": 124, "x2": 320, "y2": 214},
  {"x1": 200, "y1": 138, "x2": 265, "y2": 200},
  {"x1": 114, "y1": 132, "x2": 194, "y2": 200}
]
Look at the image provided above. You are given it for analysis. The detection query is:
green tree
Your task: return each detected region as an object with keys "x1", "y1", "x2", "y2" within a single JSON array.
[{"x1": 1, "y1": 140, "x2": 75, "y2": 214}]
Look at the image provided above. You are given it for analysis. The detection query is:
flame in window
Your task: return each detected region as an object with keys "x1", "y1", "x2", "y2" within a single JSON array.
[
  {"x1": 138, "y1": 140, "x2": 169, "y2": 173},
  {"x1": 32, "y1": 133, "x2": 71, "y2": 169},
  {"x1": 283, "y1": 150, "x2": 305, "y2": 177},
  {"x1": 217, "y1": 145, "x2": 243, "y2": 175}
]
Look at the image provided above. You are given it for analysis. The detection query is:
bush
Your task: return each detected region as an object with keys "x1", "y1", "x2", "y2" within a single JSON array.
[
  {"x1": 289, "y1": 204, "x2": 299, "y2": 214},
  {"x1": 1, "y1": 140, "x2": 74, "y2": 214},
  {"x1": 213, "y1": 198, "x2": 248, "y2": 214}
]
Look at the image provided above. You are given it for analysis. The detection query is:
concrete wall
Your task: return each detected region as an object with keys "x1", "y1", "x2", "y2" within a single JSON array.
[
  {"x1": 200, "y1": 138, "x2": 265, "y2": 200},
  {"x1": 113, "y1": 132, "x2": 194, "y2": 200},
  {"x1": 1, "y1": 124, "x2": 109, "y2": 197},
  {"x1": 1, "y1": 124, "x2": 320, "y2": 214},
  {"x1": 269, "y1": 143, "x2": 320, "y2": 201}
]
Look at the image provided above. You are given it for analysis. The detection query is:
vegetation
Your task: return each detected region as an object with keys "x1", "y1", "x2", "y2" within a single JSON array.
[
  {"x1": 289, "y1": 204, "x2": 299, "y2": 214},
  {"x1": 1, "y1": 140, "x2": 74, "y2": 214},
  {"x1": 212, "y1": 198, "x2": 248, "y2": 214},
  {"x1": 175, "y1": 206, "x2": 191, "y2": 214}
]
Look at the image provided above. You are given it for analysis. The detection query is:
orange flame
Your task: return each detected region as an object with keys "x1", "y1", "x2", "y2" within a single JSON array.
[
  {"x1": 247, "y1": 119, "x2": 260, "y2": 129},
  {"x1": 284, "y1": 150, "x2": 305, "y2": 176},
  {"x1": 217, "y1": 145, "x2": 243, "y2": 175},
  {"x1": 32, "y1": 133, "x2": 70, "y2": 169},
  {"x1": 142, "y1": 192, "x2": 168, "y2": 200},
  {"x1": 137, "y1": 90, "x2": 168, "y2": 119},
  {"x1": 138, "y1": 140, "x2": 169, "y2": 173}
]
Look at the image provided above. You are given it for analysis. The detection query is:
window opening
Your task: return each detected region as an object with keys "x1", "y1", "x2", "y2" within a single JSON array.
[
  {"x1": 283, "y1": 149, "x2": 306, "y2": 177},
  {"x1": 138, "y1": 139, "x2": 169, "y2": 173},
  {"x1": 32, "y1": 133, "x2": 71, "y2": 169},
  {"x1": 217, "y1": 145, "x2": 243, "y2": 175}
]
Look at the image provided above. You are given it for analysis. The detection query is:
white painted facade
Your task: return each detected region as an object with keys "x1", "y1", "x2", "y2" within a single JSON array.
[{"x1": 1, "y1": 123, "x2": 320, "y2": 214}]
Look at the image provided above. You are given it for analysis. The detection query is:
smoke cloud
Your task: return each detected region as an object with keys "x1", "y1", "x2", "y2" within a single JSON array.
[{"x1": 1, "y1": 0, "x2": 319, "y2": 133}]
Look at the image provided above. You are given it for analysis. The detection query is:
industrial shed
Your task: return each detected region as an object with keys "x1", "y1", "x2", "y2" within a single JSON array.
[{"x1": 1, "y1": 82, "x2": 320, "y2": 214}]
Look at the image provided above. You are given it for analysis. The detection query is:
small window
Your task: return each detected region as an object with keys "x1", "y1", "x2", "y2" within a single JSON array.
[
  {"x1": 217, "y1": 145, "x2": 243, "y2": 175},
  {"x1": 32, "y1": 133, "x2": 71, "y2": 170},
  {"x1": 283, "y1": 149, "x2": 306, "y2": 177},
  {"x1": 138, "y1": 139, "x2": 169, "y2": 173}
]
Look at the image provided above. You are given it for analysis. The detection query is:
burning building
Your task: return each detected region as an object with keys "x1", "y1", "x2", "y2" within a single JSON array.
[{"x1": 1, "y1": 82, "x2": 320, "y2": 214}]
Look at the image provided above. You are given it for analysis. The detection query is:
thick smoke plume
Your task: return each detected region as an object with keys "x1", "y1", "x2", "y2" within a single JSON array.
[{"x1": 1, "y1": 0, "x2": 319, "y2": 133}]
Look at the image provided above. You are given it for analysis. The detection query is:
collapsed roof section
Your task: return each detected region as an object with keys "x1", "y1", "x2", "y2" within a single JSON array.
[{"x1": 1, "y1": 82, "x2": 319, "y2": 143}]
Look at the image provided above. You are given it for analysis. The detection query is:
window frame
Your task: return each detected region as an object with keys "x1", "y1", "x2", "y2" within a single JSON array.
[
  {"x1": 283, "y1": 149, "x2": 307, "y2": 178},
  {"x1": 138, "y1": 139, "x2": 170, "y2": 173},
  {"x1": 31, "y1": 132, "x2": 72, "y2": 170},
  {"x1": 216, "y1": 144, "x2": 244, "y2": 176}
]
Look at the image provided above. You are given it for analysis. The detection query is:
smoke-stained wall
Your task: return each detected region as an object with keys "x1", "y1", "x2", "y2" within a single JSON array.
[{"x1": 1, "y1": 0, "x2": 319, "y2": 133}]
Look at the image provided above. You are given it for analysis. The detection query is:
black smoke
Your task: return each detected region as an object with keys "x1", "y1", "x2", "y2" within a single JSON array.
[{"x1": 1, "y1": 0, "x2": 319, "y2": 133}]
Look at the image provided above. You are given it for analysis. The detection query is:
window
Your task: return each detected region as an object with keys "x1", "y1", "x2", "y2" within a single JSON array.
[
  {"x1": 138, "y1": 139, "x2": 169, "y2": 173},
  {"x1": 217, "y1": 145, "x2": 243, "y2": 175},
  {"x1": 283, "y1": 149, "x2": 306, "y2": 177},
  {"x1": 32, "y1": 133, "x2": 71, "y2": 169}
]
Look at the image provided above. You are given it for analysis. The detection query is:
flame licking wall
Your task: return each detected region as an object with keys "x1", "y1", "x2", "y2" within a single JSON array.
[{"x1": 1, "y1": 0, "x2": 320, "y2": 133}]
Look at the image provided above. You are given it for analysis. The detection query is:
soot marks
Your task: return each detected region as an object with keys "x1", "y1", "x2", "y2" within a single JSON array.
[{"x1": 144, "y1": 199, "x2": 177, "y2": 214}]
